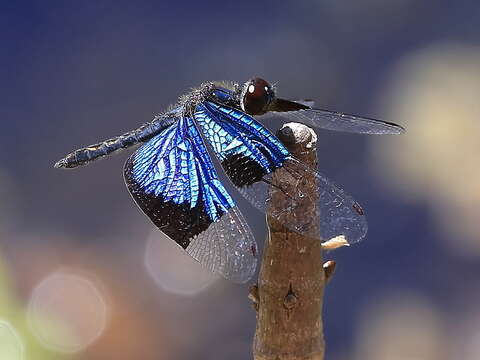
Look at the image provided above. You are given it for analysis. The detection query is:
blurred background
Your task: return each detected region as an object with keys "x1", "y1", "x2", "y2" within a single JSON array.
[{"x1": 1, "y1": 1, "x2": 480, "y2": 359}]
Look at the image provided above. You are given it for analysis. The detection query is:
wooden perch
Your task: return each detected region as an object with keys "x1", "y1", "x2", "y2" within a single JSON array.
[{"x1": 251, "y1": 122, "x2": 332, "y2": 360}]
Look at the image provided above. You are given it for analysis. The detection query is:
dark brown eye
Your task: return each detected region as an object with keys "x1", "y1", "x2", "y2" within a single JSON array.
[{"x1": 241, "y1": 78, "x2": 274, "y2": 115}]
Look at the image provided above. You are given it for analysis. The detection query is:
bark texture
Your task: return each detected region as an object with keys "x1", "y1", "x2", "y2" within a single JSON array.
[{"x1": 252, "y1": 122, "x2": 326, "y2": 360}]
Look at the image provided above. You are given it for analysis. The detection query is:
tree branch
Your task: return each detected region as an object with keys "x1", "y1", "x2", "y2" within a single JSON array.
[{"x1": 251, "y1": 122, "x2": 332, "y2": 360}]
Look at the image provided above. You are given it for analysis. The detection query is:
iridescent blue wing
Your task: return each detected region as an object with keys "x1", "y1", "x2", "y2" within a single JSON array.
[
  {"x1": 124, "y1": 116, "x2": 257, "y2": 283},
  {"x1": 195, "y1": 101, "x2": 290, "y2": 187},
  {"x1": 194, "y1": 101, "x2": 368, "y2": 244}
]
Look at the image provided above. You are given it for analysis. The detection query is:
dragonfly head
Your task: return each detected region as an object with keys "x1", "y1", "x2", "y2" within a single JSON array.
[{"x1": 240, "y1": 78, "x2": 275, "y2": 115}]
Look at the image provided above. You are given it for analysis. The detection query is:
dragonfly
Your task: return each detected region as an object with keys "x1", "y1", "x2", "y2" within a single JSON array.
[{"x1": 55, "y1": 78, "x2": 404, "y2": 283}]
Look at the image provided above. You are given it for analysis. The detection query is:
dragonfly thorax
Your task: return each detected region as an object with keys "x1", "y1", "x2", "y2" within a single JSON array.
[{"x1": 178, "y1": 81, "x2": 218, "y2": 116}]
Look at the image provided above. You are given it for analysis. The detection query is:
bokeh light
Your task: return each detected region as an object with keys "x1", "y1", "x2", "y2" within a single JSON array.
[
  {"x1": 464, "y1": 330, "x2": 480, "y2": 360},
  {"x1": 144, "y1": 230, "x2": 219, "y2": 296},
  {"x1": 353, "y1": 292, "x2": 445, "y2": 360},
  {"x1": 449, "y1": 302, "x2": 480, "y2": 360},
  {"x1": 0, "y1": 320, "x2": 24, "y2": 360},
  {"x1": 27, "y1": 270, "x2": 108, "y2": 353},
  {"x1": 372, "y1": 43, "x2": 480, "y2": 257}
]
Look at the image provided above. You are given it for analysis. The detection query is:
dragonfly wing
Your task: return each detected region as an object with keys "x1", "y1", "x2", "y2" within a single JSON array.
[
  {"x1": 275, "y1": 107, "x2": 405, "y2": 134},
  {"x1": 124, "y1": 116, "x2": 257, "y2": 283},
  {"x1": 194, "y1": 102, "x2": 367, "y2": 244},
  {"x1": 242, "y1": 158, "x2": 367, "y2": 244},
  {"x1": 294, "y1": 99, "x2": 315, "y2": 108},
  {"x1": 194, "y1": 101, "x2": 290, "y2": 187},
  {"x1": 262, "y1": 98, "x2": 403, "y2": 135}
]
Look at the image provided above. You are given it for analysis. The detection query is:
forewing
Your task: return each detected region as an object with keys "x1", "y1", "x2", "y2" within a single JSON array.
[
  {"x1": 194, "y1": 101, "x2": 290, "y2": 187},
  {"x1": 124, "y1": 116, "x2": 257, "y2": 283},
  {"x1": 275, "y1": 108, "x2": 404, "y2": 134},
  {"x1": 194, "y1": 103, "x2": 367, "y2": 244}
]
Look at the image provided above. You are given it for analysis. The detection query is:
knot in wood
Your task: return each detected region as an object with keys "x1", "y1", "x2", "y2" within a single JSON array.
[{"x1": 283, "y1": 292, "x2": 298, "y2": 310}]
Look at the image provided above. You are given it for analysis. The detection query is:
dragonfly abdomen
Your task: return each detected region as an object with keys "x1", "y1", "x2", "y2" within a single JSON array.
[{"x1": 54, "y1": 115, "x2": 177, "y2": 168}]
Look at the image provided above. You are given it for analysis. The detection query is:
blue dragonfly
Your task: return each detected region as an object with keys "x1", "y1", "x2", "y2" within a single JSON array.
[{"x1": 55, "y1": 78, "x2": 404, "y2": 283}]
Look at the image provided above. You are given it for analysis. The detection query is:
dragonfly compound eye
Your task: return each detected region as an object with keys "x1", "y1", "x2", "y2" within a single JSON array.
[{"x1": 241, "y1": 78, "x2": 275, "y2": 115}]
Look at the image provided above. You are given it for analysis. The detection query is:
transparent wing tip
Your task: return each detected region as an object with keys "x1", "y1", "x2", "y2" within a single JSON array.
[
  {"x1": 385, "y1": 123, "x2": 406, "y2": 135},
  {"x1": 186, "y1": 207, "x2": 258, "y2": 284}
]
